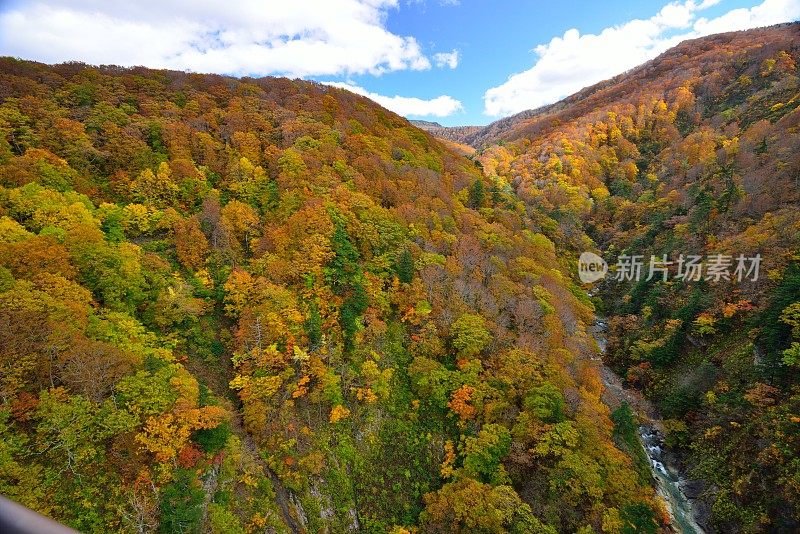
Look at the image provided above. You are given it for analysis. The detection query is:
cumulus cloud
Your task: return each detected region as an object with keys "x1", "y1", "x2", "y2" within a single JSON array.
[
  {"x1": 324, "y1": 81, "x2": 464, "y2": 117},
  {"x1": 483, "y1": 0, "x2": 800, "y2": 117},
  {"x1": 0, "y1": 0, "x2": 446, "y2": 77},
  {"x1": 433, "y1": 49, "x2": 459, "y2": 69}
]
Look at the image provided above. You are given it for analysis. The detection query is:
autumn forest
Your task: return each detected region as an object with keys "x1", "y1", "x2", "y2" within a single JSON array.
[{"x1": 0, "y1": 21, "x2": 799, "y2": 534}]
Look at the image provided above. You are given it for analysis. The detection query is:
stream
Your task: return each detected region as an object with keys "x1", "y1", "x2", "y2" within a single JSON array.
[{"x1": 589, "y1": 319, "x2": 707, "y2": 534}]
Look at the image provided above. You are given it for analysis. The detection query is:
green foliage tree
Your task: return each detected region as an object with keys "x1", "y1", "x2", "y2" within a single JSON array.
[
  {"x1": 158, "y1": 469, "x2": 204, "y2": 534},
  {"x1": 463, "y1": 423, "x2": 512, "y2": 484},
  {"x1": 450, "y1": 313, "x2": 492, "y2": 358},
  {"x1": 394, "y1": 248, "x2": 415, "y2": 284},
  {"x1": 468, "y1": 178, "x2": 486, "y2": 209}
]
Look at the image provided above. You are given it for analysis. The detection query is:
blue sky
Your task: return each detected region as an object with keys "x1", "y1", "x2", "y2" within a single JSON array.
[
  {"x1": 1, "y1": 0, "x2": 798, "y2": 125},
  {"x1": 373, "y1": 0, "x2": 758, "y2": 123}
]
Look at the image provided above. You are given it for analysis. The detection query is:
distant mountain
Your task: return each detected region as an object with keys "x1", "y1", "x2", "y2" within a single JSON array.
[
  {"x1": 409, "y1": 119, "x2": 443, "y2": 129},
  {"x1": 408, "y1": 120, "x2": 484, "y2": 145},
  {"x1": 415, "y1": 123, "x2": 483, "y2": 143},
  {"x1": 437, "y1": 22, "x2": 800, "y2": 149}
]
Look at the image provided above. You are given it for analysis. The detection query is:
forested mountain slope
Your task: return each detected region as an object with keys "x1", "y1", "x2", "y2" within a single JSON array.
[
  {"x1": 440, "y1": 23, "x2": 799, "y2": 149},
  {"x1": 0, "y1": 58, "x2": 656, "y2": 533},
  {"x1": 2, "y1": 20, "x2": 799, "y2": 534},
  {"x1": 474, "y1": 22, "x2": 800, "y2": 533}
]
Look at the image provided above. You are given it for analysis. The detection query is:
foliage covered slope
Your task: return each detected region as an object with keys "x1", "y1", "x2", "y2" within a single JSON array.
[
  {"x1": 0, "y1": 57, "x2": 657, "y2": 533},
  {"x1": 474, "y1": 22, "x2": 800, "y2": 533}
]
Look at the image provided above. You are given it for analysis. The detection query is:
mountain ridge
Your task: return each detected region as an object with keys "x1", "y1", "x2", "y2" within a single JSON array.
[{"x1": 424, "y1": 22, "x2": 800, "y2": 148}]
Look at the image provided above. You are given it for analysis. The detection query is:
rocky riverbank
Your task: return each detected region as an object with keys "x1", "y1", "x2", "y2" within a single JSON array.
[{"x1": 590, "y1": 319, "x2": 708, "y2": 533}]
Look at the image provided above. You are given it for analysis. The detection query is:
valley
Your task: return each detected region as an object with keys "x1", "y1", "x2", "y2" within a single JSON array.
[{"x1": 0, "y1": 20, "x2": 798, "y2": 534}]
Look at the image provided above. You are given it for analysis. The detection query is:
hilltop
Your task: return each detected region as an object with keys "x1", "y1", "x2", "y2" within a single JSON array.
[{"x1": 431, "y1": 23, "x2": 799, "y2": 149}]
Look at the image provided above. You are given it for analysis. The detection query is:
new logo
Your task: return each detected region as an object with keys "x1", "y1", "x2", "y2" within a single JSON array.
[{"x1": 578, "y1": 252, "x2": 608, "y2": 283}]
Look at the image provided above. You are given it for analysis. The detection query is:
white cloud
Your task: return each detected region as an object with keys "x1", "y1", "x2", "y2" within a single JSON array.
[
  {"x1": 694, "y1": 0, "x2": 799, "y2": 33},
  {"x1": 483, "y1": 0, "x2": 800, "y2": 117},
  {"x1": 0, "y1": 0, "x2": 448, "y2": 77},
  {"x1": 406, "y1": 0, "x2": 461, "y2": 6},
  {"x1": 324, "y1": 81, "x2": 463, "y2": 117},
  {"x1": 433, "y1": 49, "x2": 459, "y2": 69}
]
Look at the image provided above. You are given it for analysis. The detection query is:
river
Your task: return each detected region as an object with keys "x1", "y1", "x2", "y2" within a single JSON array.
[{"x1": 589, "y1": 319, "x2": 707, "y2": 534}]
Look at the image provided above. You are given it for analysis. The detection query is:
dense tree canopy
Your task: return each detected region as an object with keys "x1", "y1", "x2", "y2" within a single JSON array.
[
  {"x1": 472, "y1": 24, "x2": 800, "y2": 533},
  {"x1": 0, "y1": 54, "x2": 655, "y2": 533},
  {"x1": 0, "y1": 21, "x2": 797, "y2": 534}
]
